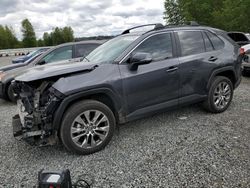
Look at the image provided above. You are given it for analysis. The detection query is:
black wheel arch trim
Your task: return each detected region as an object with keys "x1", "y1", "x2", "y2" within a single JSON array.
[
  {"x1": 52, "y1": 88, "x2": 124, "y2": 131},
  {"x1": 207, "y1": 66, "x2": 237, "y2": 90}
]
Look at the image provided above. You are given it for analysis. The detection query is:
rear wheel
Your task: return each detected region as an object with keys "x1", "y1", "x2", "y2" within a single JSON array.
[
  {"x1": 60, "y1": 100, "x2": 116, "y2": 155},
  {"x1": 203, "y1": 76, "x2": 233, "y2": 113}
]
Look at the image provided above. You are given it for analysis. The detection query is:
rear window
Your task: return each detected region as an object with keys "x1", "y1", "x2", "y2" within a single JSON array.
[
  {"x1": 178, "y1": 31, "x2": 205, "y2": 56},
  {"x1": 228, "y1": 33, "x2": 249, "y2": 42},
  {"x1": 206, "y1": 32, "x2": 224, "y2": 50}
]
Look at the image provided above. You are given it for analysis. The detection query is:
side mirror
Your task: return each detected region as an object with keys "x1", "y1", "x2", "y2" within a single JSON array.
[
  {"x1": 129, "y1": 52, "x2": 152, "y2": 71},
  {"x1": 37, "y1": 60, "x2": 46, "y2": 65}
]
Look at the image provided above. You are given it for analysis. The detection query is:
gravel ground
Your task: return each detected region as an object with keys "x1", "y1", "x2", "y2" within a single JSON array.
[{"x1": 0, "y1": 57, "x2": 250, "y2": 187}]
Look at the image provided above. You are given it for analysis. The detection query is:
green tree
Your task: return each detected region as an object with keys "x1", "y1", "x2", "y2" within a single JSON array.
[
  {"x1": 37, "y1": 39, "x2": 44, "y2": 47},
  {"x1": 164, "y1": 0, "x2": 250, "y2": 32},
  {"x1": 43, "y1": 32, "x2": 52, "y2": 46},
  {"x1": 164, "y1": 0, "x2": 184, "y2": 25},
  {"x1": 0, "y1": 25, "x2": 18, "y2": 49},
  {"x1": 21, "y1": 18, "x2": 37, "y2": 47}
]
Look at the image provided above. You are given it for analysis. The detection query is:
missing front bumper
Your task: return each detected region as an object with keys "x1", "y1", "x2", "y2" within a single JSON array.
[{"x1": 12, "y1": 114, "x2": 58, "y2": 146}]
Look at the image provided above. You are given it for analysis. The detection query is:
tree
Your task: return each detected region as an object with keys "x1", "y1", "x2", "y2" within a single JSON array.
[
  {"x1": 42, "y1": 26, "x2": 74, "y2": 46},
  {"x1": 164, "y1": 0, "x2": 184, "y2": 25},
  {"x1": 0, "y1": 25, "x2": 18, "y2": 49},
  {"x1": 21, "y1": 18, "x2": 37, "y2": 47},
  {"x1": 164, "y1": 0, "x2": 250, "y2": 32}
]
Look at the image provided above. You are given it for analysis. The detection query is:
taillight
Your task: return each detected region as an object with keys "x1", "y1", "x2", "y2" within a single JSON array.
[{"x1": 240, "y1": 48, "x2": 245, "y2": 55}]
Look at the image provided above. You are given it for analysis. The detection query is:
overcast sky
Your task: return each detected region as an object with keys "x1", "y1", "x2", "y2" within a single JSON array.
[{"x1": 0, "y1": 0, "x2": 165, "y2": 39}]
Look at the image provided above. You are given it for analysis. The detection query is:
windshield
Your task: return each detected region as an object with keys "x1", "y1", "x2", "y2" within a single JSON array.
[
  {"x1": 85, "y1": 35, "x2": 139, "y2": 64},
  {"x1": 27, "y1": 49, "x2": 40, "y2": 58}
]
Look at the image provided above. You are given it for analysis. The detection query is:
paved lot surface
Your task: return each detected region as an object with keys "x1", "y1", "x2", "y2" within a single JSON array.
[{"x1": 0, "y1": 57, "x2": 250, "y2": 187}]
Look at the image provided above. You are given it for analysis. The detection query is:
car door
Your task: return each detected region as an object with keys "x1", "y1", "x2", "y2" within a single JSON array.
[
  {"x1": 119, "y1": 32, "x2": 180, "y2": 118},
  {"x1": 176, "y1": 30, "x2": 223, "y2": 103}
]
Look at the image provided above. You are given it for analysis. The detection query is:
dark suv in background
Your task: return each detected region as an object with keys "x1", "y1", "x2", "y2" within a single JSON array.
[
  {"x1": 12, "y1": 23, "x2": 242, "y2": 155},
  {"x1": 0, "y1": 41, "x2": 104, "y2": 102}
]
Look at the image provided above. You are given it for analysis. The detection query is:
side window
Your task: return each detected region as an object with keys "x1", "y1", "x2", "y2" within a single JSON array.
[
  {"x1": 206, "y1": 32, "x2": 224, "y2": 50},
  {"x1": 42, "y1": 45, "x2": 73, "y2": 63},
  {"x1": 178, "y1": 31, "x2": 205, "y2": 56},
  {"x1": 202, "y1": 32, "x2": 214, "y2": 52},
  {"x1": 75, "y1": 44, "x2": 99, "y2": 58},
  {"x1": 132, "y1": 33, "x2": 173, "y2": 61}
]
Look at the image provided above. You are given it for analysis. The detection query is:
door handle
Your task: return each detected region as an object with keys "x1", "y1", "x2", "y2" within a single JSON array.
[
  {"x1": 166, "y1": 66, "x2": 178, "y2": 73},
  {"x1": 208, "y1": 56, "x2": 218, "y2": 62}
]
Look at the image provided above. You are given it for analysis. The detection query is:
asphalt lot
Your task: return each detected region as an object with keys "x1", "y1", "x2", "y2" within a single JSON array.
[{"x1": 0, "y1": 57, "x2": 250, "y2": 187}]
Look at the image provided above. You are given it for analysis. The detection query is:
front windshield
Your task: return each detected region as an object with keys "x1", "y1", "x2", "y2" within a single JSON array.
[
  {"x1": 27, "y1": 50, "x2": 40, "y2": 58},
  {"x1": 85, "y1": 35, "x2": 139, "y2": 64}
]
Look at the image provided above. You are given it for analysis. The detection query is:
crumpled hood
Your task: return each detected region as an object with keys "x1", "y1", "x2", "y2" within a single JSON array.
[{"x1": 15, "y1": 60, "x2": 98, "y2": 82}]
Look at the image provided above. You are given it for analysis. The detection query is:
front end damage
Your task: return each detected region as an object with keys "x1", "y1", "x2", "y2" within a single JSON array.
[{"x1": 12, "y1": 80, "x2": 64, "y2": 146}]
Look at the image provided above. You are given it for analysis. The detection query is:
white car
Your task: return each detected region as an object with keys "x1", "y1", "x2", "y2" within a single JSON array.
[{"x1": 242, "y1": 44, "x2": 250, "y2": 76}]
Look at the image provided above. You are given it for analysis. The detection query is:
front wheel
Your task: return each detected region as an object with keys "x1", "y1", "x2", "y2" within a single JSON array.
[
  {"x1": 203, "y1": 76, "x2": 233, "y2": 113},
  {"x1": 60, "y1": 100, "x2": 116, "y2": 155}
]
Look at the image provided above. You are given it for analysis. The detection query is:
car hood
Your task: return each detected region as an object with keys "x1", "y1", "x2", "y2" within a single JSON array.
[
  {"x1": 0, "y1": 62, "x2": 28, "y2": 72},
  {"x1": 15, "y1": 60, "x2": 98, "y2": 82}
]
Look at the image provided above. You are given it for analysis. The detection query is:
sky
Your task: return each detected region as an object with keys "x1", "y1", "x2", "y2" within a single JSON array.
[{"x1": 0, "y1": 0, "x2": 165, "y2": 39}]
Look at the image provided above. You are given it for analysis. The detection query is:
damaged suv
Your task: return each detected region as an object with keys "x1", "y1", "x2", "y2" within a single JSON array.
[{"x1": 12, "y1": 23, "x2": 243, "y2": 155}]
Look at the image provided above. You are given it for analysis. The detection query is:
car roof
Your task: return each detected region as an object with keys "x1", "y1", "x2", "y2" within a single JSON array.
[
  {"x1": 121, "y1": 25, "x2": 226, "y2": 37},
  {"x1": 56, "y1": 40, "x2": 106, "y2": 47}
]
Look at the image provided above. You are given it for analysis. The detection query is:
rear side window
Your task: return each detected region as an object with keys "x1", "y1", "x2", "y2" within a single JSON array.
[
  {"x1": 202, "y1": 32, "x2": 214, "y2": 52},
  {"x1": 178, "y1": 31, "x2": 205, "y2": 56},
  {"x1": 75, "y1": 44, "x2": 100, "y2": 58},
  {"x1": 206, "y1": 32, "x2": 224, "y2": 50},
  {"x1": 228, "y1": 33, "x2": 249, "y2": 42},
  {"x1": 132, "y1": 33, "x2": 173, "y2": 61}
]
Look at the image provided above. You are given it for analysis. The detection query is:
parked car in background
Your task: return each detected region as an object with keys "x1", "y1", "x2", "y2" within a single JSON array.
[
  {"x1": 11, "y1": 23, "x2": 243, "y2": 155},
  {"x1": 242, "y1": 44, "x2": 250, "y2": 76},
  {"x1": 0, "y1": 41, "x2": 104, "y2": 102},
  {"x1": 12, "y1": 48, "x2": 50, "y2": 64},
  {"x1": 227, "y1": 32, "x2": 250, "y2": 46},
  {"x1": 246, "y1": 33, "x2": 250, "y2": 40}
]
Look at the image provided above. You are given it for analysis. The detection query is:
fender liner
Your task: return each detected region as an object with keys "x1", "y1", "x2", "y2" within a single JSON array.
[
  {"x1": 52, "y1": 88, "x2": 124, "y2": 131},
  {"x1": 206, "y1": 66, "x2": 237, "y2": 90}
]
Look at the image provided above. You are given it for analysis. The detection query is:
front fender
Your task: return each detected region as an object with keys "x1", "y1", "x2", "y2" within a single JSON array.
[{"x1": 52, "y1": 87, "x2": 124, "y2": 131}]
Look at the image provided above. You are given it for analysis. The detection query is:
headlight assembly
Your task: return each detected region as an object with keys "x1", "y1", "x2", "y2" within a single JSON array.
[{"x1": 0, "y1": 71, "x2": 6, "y2": 81}]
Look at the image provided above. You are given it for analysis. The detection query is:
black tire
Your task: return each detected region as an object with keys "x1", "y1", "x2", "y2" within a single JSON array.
[
  {"x1": 203, "y1": 76, "x2": 233, "y2": 113},
  {"x1": 60, "y1": 100, "x2": 116, "y2": 155},
  {"x1": 242, "y1": 69, "x2": 249, "y2": 77},
  {"x1": 7, "y1": 84, "x2": 17, "y2": 103}
]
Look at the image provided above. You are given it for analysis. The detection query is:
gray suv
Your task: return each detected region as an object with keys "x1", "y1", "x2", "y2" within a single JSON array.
[{"x1": 12, "y1": 23, "x2": 243, "y2": 155}]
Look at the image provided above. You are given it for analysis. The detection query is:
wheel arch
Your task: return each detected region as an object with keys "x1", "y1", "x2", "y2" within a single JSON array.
[
  {"x1": 52, "y1": 88, "x2": 125, "y2": 132},
  {"x1": 207, "y1": 67, "x2": 237, "y2": 90}
]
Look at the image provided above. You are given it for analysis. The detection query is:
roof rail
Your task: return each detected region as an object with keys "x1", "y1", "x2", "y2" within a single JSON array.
[
  {"x1": 121, "y1": 23, "x2": 164, "y2": 35},
  {"x1": 186, "y1": 21, "x2": 199, "y2": 26}
]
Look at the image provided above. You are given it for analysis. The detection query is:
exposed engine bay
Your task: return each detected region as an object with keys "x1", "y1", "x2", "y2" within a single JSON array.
[{"x1": 12, "y1": 80, "x2": 64, "y2": 146}]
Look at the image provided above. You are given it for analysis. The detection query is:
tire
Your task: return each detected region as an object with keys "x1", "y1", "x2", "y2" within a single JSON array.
[
  {"x1": 203, "y1": 76, "x2": 233, "y2": 113},
  {"x1": 7, "y1": 84, "x2": 17, "y2": 103},
  {"x1": 60, "y1": 100, "x2": 116, "y2": 155},
  {"x1": 242, "y1": 69, "x2": 249, "y2": 77}
]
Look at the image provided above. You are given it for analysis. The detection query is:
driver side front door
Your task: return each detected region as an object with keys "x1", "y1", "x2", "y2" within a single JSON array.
[{"x1": 119, "y1": 32, "x2": 180, "y2": 120}]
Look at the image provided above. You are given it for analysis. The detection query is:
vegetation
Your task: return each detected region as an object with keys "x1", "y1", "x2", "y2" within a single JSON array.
[
  {"x1": 164, "y1": 0, "x2": 250, "y2": 32},
  {"x1": 0, "y1": 18, "x2": 75, "y2": 49}
]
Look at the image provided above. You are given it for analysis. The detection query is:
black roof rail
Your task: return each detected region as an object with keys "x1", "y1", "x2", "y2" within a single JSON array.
[
  {"x1": 186, "y1": 21, "x2": 199, "y2": 26},
  {"x1": 121, "y1": 23, "x2": 164, "y2": 35}
]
